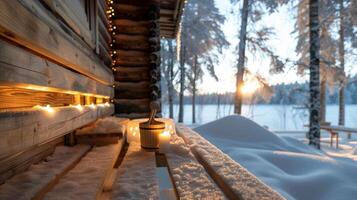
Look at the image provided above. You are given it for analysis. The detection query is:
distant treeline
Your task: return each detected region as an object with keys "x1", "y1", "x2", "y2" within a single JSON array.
[{"x1": 162, "y1": 76, "x2": 357, "y2": 105}]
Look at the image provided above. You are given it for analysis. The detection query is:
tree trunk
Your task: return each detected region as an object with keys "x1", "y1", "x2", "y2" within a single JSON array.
[
  {"x1": 338, "y1": 0, "x2": 345, "y2": 126},
  {"x1": 192, "y1": 55, "x2": 197, "y2": 124},
  {"x1": 320, "y1": 79, "x2": 326, "y2": 123},
  {"x1": 216, "y1": 93, "x2": 221, "y2": 119},
  {"x1": 308, "y1": 0, "x2": 321, "y2": 149},
  {"x1": 178, "y1": 45, "x2": 186, "y2": 122},
  {"x1": 168, "y1": 40, "x2": 174, "y2": 119},
  {"x1": 234, "y1": 0, "x2": 249, "y2": 115}
]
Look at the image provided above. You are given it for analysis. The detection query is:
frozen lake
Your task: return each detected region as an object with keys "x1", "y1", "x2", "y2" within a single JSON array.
[{"x1": 162, "y1": 104, "x2": 357, "y2": 131}]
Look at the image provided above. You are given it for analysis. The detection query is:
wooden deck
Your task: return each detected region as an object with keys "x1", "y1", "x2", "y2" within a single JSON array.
[{"x1": 0, "y1": 122, "x2": 285, "y2": 200}]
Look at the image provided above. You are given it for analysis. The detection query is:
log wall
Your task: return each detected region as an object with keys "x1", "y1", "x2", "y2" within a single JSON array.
[
  {"x1": 0, "y1": 0, "x2": 113, "y2": 159},
  {"x1": 111, "y1": 0, "x2": 162, "y2": 118}
]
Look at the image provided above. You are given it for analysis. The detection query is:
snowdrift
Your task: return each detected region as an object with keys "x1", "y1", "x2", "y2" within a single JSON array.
[
  {"x1": 194, "y1": 115, "x2": 357, "y2": 200},
  {"x1": 76, "y1": 117, "x2": 128, "y2": 135}
]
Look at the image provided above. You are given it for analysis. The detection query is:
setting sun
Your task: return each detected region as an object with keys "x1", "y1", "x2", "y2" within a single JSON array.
[{"x1": 240, "y1": 79, "x2": 261, "y2": 95}]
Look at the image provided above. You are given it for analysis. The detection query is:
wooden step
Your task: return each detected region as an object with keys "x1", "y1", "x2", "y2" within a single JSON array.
[
  {"x1": 111, "y1": 142, "x2": 159, "y2": 199},
  {"x1": 43, "y1": 143, "x2": 122, "y2": 200},
  {"x1": 76, "y1": 133, "x2": 123, "y2": 146},
  {"x1": 0, "y1": 145, "x2": 91, "y2": 199}
]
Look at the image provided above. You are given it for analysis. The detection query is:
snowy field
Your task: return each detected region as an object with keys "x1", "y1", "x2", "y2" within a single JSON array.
[
  {"x1": 162, "y1": 104, "x2": 357, "y2": 130},
  {"x1": 194, "y1": 115, "x2": 357, "y2": 200}
]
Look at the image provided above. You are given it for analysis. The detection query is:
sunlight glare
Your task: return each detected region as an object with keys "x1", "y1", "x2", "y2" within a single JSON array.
[{"x1": 240, "y1": 79, "x2": 261, "y2": 95}]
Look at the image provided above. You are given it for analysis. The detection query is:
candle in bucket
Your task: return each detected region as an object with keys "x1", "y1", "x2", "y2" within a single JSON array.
[{"x1": 159, "y1": 131, "x2": 171, "y2": 153}]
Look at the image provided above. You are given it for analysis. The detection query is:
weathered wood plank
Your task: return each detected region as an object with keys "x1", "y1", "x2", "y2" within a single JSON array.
[
  {"x1": 165, "y1": 134, "x2": 226, "y2": 199},
  {"x1": 0, "y1": 0, "x2": 113, "y2": 85},
  {"x1": 0, "y1": 86, "x2": 75, "y2": 109},
  {"x1": 0, "y1": 40, "x2": 113, "y2": 97},
  {"x1": 98, "y1": 17, "x2": 111, "y2": 44},
  {"x1": 44, "y1": 144, "x2": 121, "y2": 200},
  {"x1": 97, "y1": 0, "x2": 109, "y2": 26},
  {"x1": 176, "y1": 125, "x2": 286, "y2": 200},
  {"x1": 0, "y1": 145, "x2": 91, "y2": 199},
  {"x1": 96, "y1": 139, "x2": 125, "y2": 199},
  {"x1": 42, "y1": 0, "x2": 93, "y2": 47},
  {"x1": 0, "y1": 137, "x2": 61, "y2": 184},
  {"x1": 112, "y1": 142, "x2": 159, "y2": 200},
  {"x1": 0, "y1": 104, "x2": 114, "y2": 159}
]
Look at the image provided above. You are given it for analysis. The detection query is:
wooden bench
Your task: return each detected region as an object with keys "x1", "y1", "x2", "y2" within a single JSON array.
[
  {"x1": 176, "y1": 124, "x2": 285, "y2": 200},
  {"x1": 320, "y1": 125, "x2": 357, "y2": 149}
]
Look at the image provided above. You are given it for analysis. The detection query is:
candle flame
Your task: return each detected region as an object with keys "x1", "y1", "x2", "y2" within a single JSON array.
[{"x1": 161, "y1": 131, "x2": 170, "y2": 137}]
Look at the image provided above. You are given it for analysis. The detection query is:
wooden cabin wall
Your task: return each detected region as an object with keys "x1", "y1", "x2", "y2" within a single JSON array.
[
  {"x1": 0, "y1": 0, "x2": 114, "y2": 172},
  {"x1": 112, "y1": 0, "x2": 162, "y2": 118}
]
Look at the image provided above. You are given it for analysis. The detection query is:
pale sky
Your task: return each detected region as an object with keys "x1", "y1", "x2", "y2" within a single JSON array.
[{"x1": 197, "y1": 0, "x2": 355, "y2": 94}]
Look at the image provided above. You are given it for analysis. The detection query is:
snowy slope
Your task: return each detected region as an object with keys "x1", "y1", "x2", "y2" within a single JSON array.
[{"x1": 194, "y1": 115, "x2": 357, "y2": 200}]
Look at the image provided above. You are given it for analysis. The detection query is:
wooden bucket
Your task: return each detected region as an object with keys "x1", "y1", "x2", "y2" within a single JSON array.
[{"x1": 139, "y1": 120, "x2": 165, "y2": 149}]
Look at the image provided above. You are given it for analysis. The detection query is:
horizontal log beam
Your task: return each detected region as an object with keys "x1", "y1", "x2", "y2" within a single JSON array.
[
  {"x1": 112, "y1": 34, "x2": 150, "y2": 51},
  {"x1": 114, "y1": 67, "x2": 150, "y2": 81},
  {"x1": 113, "y1": 99, "x2": 150, "y2": 114},
  {"x1": 114, "y1": 50, "x2": 151, "y2": 65},
  {"x1": 113, "y1": 4, "x2": 148, "y2": 21},
  {"x1": 0, "y1": 40, "x2": 113, "y2": 97},
  {"x1": 114, "y1": 82, "x2": 150, "y2": 99},
  {"x1": 0, "y1": 104, "x2": 114, "y2": 158},
  {"x1": 116, "y1": 25, "x2": 149, "y2": 36},
  {"x1": 0, "y1": 1, "x2": 113, "y2": 85},
  {"x1": 115, "y1": 113, "x2": 150, "y2": 119}
]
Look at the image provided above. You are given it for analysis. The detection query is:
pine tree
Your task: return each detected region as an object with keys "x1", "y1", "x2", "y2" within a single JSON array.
[
  {"x1": 180, "y1": 0, "x2": 229, "y2": 123},
  {"x1": 231, "y1": 0, "x2": 287, "y2": 114},
  {"x1": 308, "y1": 0, "x2": 321, "y2": 149}
]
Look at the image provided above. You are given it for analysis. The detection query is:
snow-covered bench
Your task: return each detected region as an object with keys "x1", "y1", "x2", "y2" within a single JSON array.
[
  {"x1": 320, "y1": 125, "x2": 357, "y2": 148},
  {"x1": 176, "y1": 124, "x2": 286, "y2": 200},
  {"x1": 165, "y1": 134, "x2": 225, "y2": 199}
]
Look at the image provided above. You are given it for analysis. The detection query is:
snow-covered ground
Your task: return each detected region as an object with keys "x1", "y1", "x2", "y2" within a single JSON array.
[{"x1": 194, "y1": 115, "x2": 357, "y2": 200}]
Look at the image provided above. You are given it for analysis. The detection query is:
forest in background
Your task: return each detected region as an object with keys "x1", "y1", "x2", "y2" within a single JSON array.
[{"x1": 161, "y1": 74, "x2": 357, "y2": 105}]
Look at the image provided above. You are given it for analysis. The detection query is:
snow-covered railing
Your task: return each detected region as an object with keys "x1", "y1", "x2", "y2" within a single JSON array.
[{"x1": 176, "y1": 124, "x2": 286, "y2": 200}]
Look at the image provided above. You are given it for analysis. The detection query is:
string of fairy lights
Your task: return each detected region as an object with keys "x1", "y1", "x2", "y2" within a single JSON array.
[{"x1": 106, "y1": 0, "x2": 116, "y2": 91}]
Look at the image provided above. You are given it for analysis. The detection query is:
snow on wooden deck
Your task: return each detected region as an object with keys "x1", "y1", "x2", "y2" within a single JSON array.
[
  {"x1": 166, "y1": 134, "x2": 226, "y2": 199},
  {"x1": 111, "y1": 142, "x2": 159, "y2": 200},
  {"x1": 44, "y1": 144, "x2": 120, "y2": 200},
  {"x1": 0, "y1": 145, "x2": 90, "y2": 200},
  {"x1": 176, "y1": 124, "x2": 285, "y2": 200}
]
